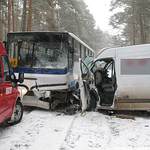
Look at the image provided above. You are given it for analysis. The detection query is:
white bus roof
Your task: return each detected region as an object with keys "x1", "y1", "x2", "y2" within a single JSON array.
[{"x1": 8, "y1": 31, "x2": 95, "y2": 53}]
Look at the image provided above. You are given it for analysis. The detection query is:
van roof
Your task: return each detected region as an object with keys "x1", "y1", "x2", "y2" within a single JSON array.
[{"x1": 97, "y1": 44, "x2": 150, "y2": 59}]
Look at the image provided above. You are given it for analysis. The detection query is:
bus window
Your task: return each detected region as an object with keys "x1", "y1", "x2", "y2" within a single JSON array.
[
  {"x1": 86, "y1": 48, "x2": 89, "y2": 56},
  {"x1": 91, "y1": 51, "x2": 94, "y2": 57},
  {"x1": 68, "y1": 49, "x2": 73, "y2": 70},
  {"x1": 84, "y1": 48, "x2": 86, "y2": 57},
  {"x1": 9, "y1": 42, "x2": 18, "y2": 68},
  {"x1": 74, "y1": 41, "x2": 80, "y2": 61},
  {"x1": 68, "y1": 37, "x2": 74, "y2": 70},
  {"x1": 80, "y1": 44, "x2": 82, "y2": 58},
  {"x1": 81, "y1": 45, "x2": 84, "y2": 59},
  {"x1": 88, "y1": 49, "x2": 90, "y2": 56}
]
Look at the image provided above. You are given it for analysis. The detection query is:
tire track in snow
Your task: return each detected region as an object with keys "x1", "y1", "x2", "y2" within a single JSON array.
[
  {"x1": 28, "y1": 112, "x2": 77, "y2": 150},
  {"x1": 59, "y1": 114, "x2": 79, "y2": 150},
  {"x1": 60, "y1": 112, "x2": 111, "y2": 150}
]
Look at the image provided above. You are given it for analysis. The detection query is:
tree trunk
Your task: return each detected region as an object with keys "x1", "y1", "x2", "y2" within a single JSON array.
[
  {"x1": 11, "y1": 0, "x2": 15, "y2": 32},
  {"x1": 15, "y1": 0, "x2": 20, "y2": 31},
  {"x1": 8, "y1": 0, "x2": 12, "y2": 32},
  {"x1": 27, "y1": 0, "x2": 32, "y2": 31},
  {"x1": 21, "y1": 0, "x2": 27, "y2": 31},
  {"x1": 131, "y1": 1, "x2": 136, "y2": 45},
  {"x1": 139, "y1": 13, "x2": 145, "y2": 44},
  {"x1": 0, "y1": 0, "x2": 3, "y2": 40},
  {"x1": 46, "y1": 0, "x2": 58, "y2": 31}
]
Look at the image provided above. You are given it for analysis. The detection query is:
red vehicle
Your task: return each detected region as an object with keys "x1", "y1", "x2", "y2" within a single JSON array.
[{"x1": 0, "y1": 42, "x2": 24, "y2": 126}]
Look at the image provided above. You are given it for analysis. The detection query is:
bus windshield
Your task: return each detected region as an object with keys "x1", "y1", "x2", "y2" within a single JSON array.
[{"x1": 8, "y1": 33, "x2": 68, "y2": 69}]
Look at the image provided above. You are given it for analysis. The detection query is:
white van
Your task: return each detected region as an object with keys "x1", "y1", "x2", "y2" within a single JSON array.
[{"x1": 86, "y1": 44, "x2": 150, "y2": 111}]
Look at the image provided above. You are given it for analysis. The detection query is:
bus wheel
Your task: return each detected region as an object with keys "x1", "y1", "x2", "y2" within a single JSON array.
[
  {"x1": 87, "y1": 89, "x2": 99, "y2": 111},
  {"x1": 7, "y1": 101, "x2": 23, "y2": 125}
]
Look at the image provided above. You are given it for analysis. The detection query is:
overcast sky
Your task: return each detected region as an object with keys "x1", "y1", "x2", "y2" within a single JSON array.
[{"x1": 83, "y1": 0, "x2": 114, "y2": 33}]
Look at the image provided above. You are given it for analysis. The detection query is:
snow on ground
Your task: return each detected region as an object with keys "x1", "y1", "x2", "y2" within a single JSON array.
[{"x1": 0, "y1": 110, "x2": 150, "y2": 150}]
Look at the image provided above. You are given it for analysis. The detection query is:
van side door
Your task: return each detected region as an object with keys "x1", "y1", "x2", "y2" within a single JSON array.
[
  {"x1": 0, "y1": 57, "x2": 6, "y2": 118},
  {"x1": 1, "y1": 56, "x2": 17, "y2": 117},
  {"x1": 79, "y1": 56, "x2": 94, "y2": 111}
]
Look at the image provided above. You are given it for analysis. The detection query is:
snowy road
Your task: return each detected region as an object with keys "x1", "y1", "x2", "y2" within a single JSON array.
[{"x1": 0, "y1": 110, "x2": 150, "y2": 150}]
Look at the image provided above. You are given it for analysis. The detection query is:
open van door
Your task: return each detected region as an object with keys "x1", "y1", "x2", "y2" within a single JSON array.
[
  {"x1": 79, "y1": 56, "x2": 96, "y2": 111},
  {"x1": 91, "y1": 58, "x2": 117, "y2": 107}
]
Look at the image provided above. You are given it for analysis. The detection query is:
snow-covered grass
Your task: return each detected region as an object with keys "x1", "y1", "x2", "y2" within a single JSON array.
[{"x1": 0, "y1": 110, "x2": 150, "y2": 150}]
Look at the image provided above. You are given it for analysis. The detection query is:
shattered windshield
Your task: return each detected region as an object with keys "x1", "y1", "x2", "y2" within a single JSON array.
[{"x1": 8, "y1": 34, "x2": 68, "y2": 69}]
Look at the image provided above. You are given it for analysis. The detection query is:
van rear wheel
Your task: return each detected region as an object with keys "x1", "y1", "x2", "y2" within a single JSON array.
[{"x1": 7, "y1": 101, "x2": 23, "y2": 125}]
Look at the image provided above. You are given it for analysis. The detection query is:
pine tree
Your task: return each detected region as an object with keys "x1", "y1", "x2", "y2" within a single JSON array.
[
  {"x1": 110, "y1": 0, "x2": 150, "y2": 45},
  {"x1": 27, "y1": 0, "x2": 32, "y2": 31},
  {"x1": 21, "y1": 0, "x2": 27, "y2": 31}
]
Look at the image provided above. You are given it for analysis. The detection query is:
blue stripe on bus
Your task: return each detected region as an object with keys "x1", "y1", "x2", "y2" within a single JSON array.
[{"x1": 14, "y1": 67, "x2": 68, "y2": 75}]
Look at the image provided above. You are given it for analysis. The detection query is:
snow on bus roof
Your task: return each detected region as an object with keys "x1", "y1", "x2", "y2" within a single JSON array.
[{"x1": 8, "y1": 31, "x2": 95, "y2": 53}]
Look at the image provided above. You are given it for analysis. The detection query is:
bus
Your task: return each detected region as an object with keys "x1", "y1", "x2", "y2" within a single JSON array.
[{"x1": 7, "y1": 31, "x2": 94, "y2": 110}]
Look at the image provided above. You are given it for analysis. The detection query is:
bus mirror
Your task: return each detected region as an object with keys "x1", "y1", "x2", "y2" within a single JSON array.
[{"x1": 18, "y1": 73, "x2": 24, "y2": 83}]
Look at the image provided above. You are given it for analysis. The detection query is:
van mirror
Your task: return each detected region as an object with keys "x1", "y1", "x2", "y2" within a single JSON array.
[
  {"x1": 10, "y1": 73, "x2": 24, "y2": 84},
  {"x1": 18, "y1": 73, "x2": 24, "y2": 83},
  {"x1": 3, "y1": 41, "x2": 7, "y2": 48},
  {"x1": 10, "y1": 74, "x2": 16, "y2": 82}
]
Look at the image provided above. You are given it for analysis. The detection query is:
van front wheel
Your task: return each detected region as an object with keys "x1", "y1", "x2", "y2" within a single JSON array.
[{"x1": 7, "y1": 101, "x2": 23, "y2": 125}]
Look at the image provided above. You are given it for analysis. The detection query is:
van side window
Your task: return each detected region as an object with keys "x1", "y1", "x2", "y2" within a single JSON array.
[
  {"x1": 2, "y1": 56, "x2": 10, "y2": 81},
  {"x1": 121, "y1": 58, "x2": 150, "y2": 75}
]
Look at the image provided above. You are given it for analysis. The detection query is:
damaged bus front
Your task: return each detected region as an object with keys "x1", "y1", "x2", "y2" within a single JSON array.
[{"x1": 7, "y1": 32, "x2": 94, "y2": 110}]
